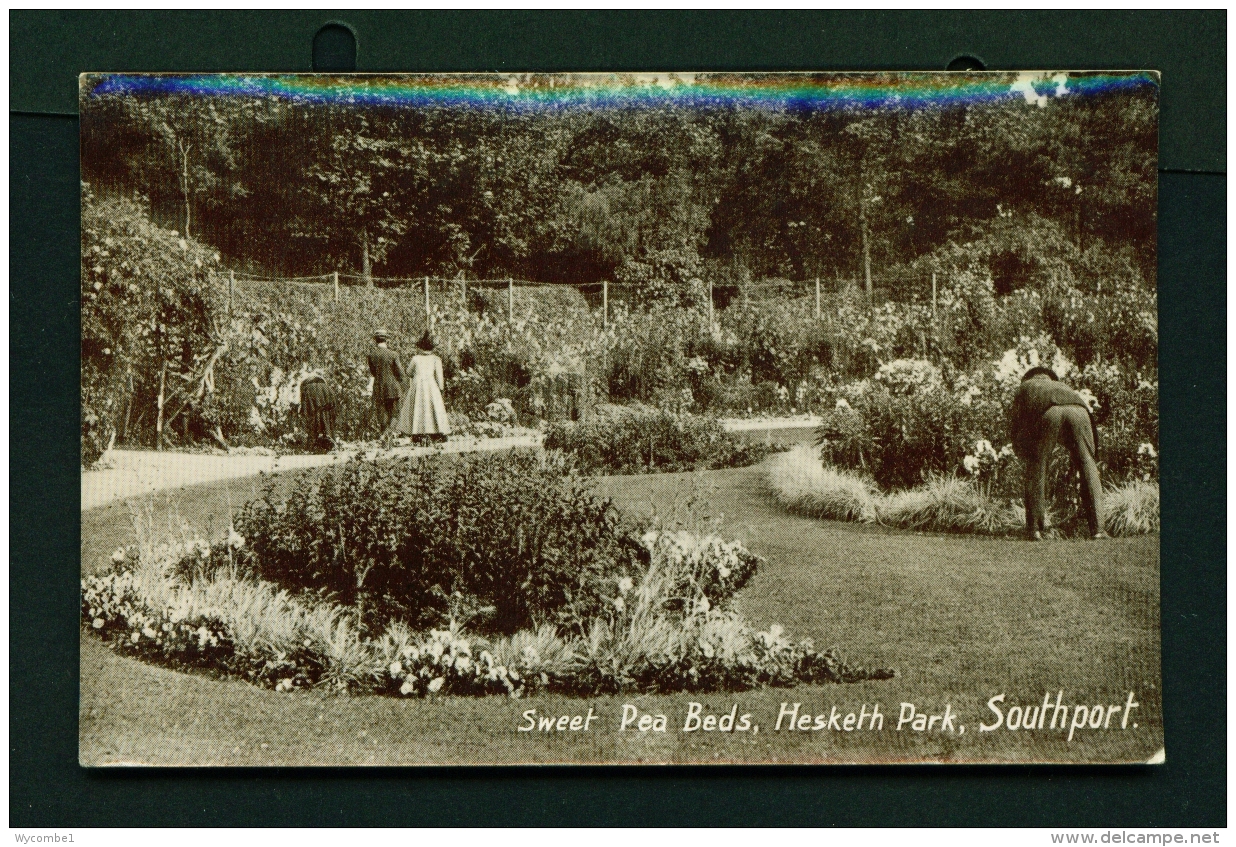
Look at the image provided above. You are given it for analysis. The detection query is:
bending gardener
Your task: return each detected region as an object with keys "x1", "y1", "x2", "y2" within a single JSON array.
[{"x1": 1009, "y1": 366, "x2": 1107, "y2": 540}]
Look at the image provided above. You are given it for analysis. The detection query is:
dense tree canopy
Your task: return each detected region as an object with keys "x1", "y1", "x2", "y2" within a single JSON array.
[{"x1": 80, "y1": 74, "x2": 1158, "y2": 294}]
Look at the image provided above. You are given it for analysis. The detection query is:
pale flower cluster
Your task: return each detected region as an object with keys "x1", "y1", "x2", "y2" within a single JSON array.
[
  {"x1": 639, "y1": 529, "x2": 751, "y2": 586},
  {"x1": 874, "y1": 358, "x2": 943, "y2": 396},
  {"x1": 385, "y1": 625, "x2": 523, "y2": 698},
  {"x1": 992, "y1": 336, "x2": 1075, "y2": 393},
  {"x1": 962, "y1": 438, "x2": 1016, "y2": 481}
]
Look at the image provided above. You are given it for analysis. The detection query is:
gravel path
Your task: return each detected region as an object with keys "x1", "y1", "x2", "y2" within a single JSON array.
[
  {"x1": 80, "y1": 416, "x2": 821, "y2": 511},
  {"x1": 81, "y1": 435, "x2": 542, "y2": 511}
]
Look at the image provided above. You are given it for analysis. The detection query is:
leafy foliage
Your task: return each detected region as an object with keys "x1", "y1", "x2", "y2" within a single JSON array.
[
  {"x1": 81, "y1": 75, "x2": 1158, "y2": 290},
  {"x1": 544, "y1": 407, "x2": 781, "y2": 475},
  {"x1": 234, "y1": 450, "x2": 649, "y2": 635},
  {"x1": 81, "y1": 185, "x2": 223, "y2": 463}
]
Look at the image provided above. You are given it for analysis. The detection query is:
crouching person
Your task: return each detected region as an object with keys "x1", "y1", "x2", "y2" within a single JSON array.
[
  {"x1": 1008, "y1": 366, "x2": 1106, "y2": 540},
  {"x1": 297, "y1": 369, "x2": 338, "y2": 453}
]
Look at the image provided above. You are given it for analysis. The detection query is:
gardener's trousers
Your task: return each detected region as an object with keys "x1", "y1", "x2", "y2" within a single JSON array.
[{"x1": 1023, "y1": 404, "x2": 1103, "y2": 537}]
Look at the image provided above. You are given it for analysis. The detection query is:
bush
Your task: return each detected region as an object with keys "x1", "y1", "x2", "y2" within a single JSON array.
[
  {"x1": 81, "y1": 403, "x2": 112, "y2": 467},
  {"x1": 818, "y1": 383, "x2": 1005, "y2": 491},
  {"x1": 81, "y1": 186, "x2": 222, "y2": 460},
  {"x1": 544, "y1": 407, "x2": 782, "y2": 475},
  {"x1": 1044, "y1": 286, "x2": 1157, "y2": 372},
  {"x1": 235, "y1": 449, "x2": 647, "y2": 635}
]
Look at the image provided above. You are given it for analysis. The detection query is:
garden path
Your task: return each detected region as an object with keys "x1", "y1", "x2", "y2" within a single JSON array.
[
  {"x1": 81, "y1": 416, "x2": 822, "y2": 511},
  {"x1": 80, "y1": 435, "x2": 540, "y2": 511}
]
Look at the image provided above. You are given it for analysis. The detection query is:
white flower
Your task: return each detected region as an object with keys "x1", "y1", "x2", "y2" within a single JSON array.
[
  {"x1": 768, "y1": 624, "x2": 784, "y2": 639},
  {"x1": 617, "y1": 576, "x2": 634, "y2": 594},
  {"x1": 1076, "y1": 388, "x2": 1099, "y2": 413},
  {"x1": 389, "y1": 661, "x2": 403, "y2": 677},
  {"x1": 455, "y1": 655, "x2": 471, "y2": 673},
  {"x1": 399, "y1": 680, "x2": 416, "y2": 696},
  {"x1": 718, "y1": 565, "x2": 731, "y2": 579},
  {"x1": 427, "y1": 677, "x2": 445, "y2": 693},
  {"x1": 111, "y1": 548, "x2": 126, "y2": 564},
  {"x1": 1138, "y1": 443, "x2": 1158, "y2": 458},
  {"x1": 963, "y1": 455, "x2": 981, "y2": 474},
  {"x1": 835, "y1": 398, "x2": 851, "y2": 410},
  {"x1": 227, "y1": 526, "x2": 245, "y2": 550},
  {"x1": 696, "y1": 596, "x2": 710, "y2": 614},
  {"x1": 613, "y1": 596, "x2": 625, "y2": 613},
  {"x1": 92, "y1": 618, "x2": 104, "y2": 629}
]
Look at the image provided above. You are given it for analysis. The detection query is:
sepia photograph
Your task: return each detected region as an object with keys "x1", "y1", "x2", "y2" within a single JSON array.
[{"x1": 78, "y1": 71, "x2": 1161, "y2": 766}]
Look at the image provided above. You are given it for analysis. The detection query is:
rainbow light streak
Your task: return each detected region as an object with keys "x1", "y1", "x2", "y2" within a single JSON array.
[{"x1": 84, "y1": 72, "x2": 1158, "y2": 113}]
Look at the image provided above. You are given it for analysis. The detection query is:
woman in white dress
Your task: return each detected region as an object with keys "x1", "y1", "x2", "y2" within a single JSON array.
[{"x1": 397, "y1": 331, "x2": 451, "y2": 442}]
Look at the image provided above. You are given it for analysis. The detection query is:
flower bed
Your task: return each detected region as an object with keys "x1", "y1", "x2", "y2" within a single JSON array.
[
  {"x1": 544, "y1": 407, "x2": 783, "y2": 475},
  {"x1": 765, "y1": 445, "x2": 1158, "y2": 537},
  {"x1": 234, "y1": 450, "x2": 648, "y2": 634},
  {"x1": 83, "y1": 519, "x2": 892, "y2": 697}
]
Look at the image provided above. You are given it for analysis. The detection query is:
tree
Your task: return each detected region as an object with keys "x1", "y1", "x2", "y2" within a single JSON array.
[{"x1": 295, "y1": 108, "x2": 411, "y2": 283}]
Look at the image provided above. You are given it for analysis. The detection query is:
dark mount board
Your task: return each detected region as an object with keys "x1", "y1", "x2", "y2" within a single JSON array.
[
  {"x1": 10, "y1": 9, "x2": 1224, "y2": 173},
  {"x1": 9, "y1": 9, "x2": 1225, "y2": 827}
]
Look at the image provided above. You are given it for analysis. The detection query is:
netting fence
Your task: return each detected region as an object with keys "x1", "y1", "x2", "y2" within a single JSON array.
[{"x1": 219, "y1": 270, "x2": 942, "y2": 329}]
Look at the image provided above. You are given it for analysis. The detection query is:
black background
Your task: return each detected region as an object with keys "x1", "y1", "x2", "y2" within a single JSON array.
[{"x1": 9, "y1": 10, "x2": 1225, "y2": 827}]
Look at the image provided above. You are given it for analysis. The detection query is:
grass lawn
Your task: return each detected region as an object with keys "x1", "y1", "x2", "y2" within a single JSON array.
[{"x1": 80, "y1": 461, "x2": 1162, "y2": 766}]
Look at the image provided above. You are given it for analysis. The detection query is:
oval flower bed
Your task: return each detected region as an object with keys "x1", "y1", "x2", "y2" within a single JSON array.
[{"x1": 82, "y1": 452, "x2": 893, "y2": 697}]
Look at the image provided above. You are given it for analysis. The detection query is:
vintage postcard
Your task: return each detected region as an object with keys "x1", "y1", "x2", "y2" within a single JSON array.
[{"x1": 79, "y1": 71, "x2": 1161, "y2": 765}]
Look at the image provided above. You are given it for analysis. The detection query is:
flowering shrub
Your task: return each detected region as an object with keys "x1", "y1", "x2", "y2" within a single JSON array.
[
  {"x1": 544, "y1": 407, "x2": 782, "y2": 475},
  {"x1": 635, "y1": 528, "x2": 760, "y2": 612},
  {"x1": 820, "y1": 384, "x2": 1005, "y2": 491},
  {"x1": 816, "y1": 335, "x2": 1155, "y2": 494},
  {"x1": 960, "y1": 439, "x2": 1019, "y2": 495},
  {"x1": 235, "y1": 449, "x2": 647, "y2": 635},
  {"x1": 1044, "y1": 285, "x2": 1157, "y2": 371},
  {"x1": 873, "y1": 358, "x2": 944, "y2": 396},
  {"x1": 81, "y1": 187, "x2": 222, "y2": 462}
]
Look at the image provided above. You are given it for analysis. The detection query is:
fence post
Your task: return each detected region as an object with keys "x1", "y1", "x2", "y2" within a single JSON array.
[
  {"x1": 815, "y1": 276, "x2": 821, "y2": 320},
  {"x1": 155, "y1": 360, "x2": 167, "y2": 452},
  {"x1": 424, "y1": 276, "x2": 431, "y2": 325},
  {"x1": 507, "y1": 278, "x2": 513, "y2": 321},
  {"x1": 228, "y1": 269, "x2": 234, "y2": 317},
  {"x1": 708, "y1": 279, "x2": 714, "y2": 329},
  {"x1": 333, "y1": 271, "x2": 339, "y2": 302},
  {"x1": 603, "y1": 279, "x2": 608, "y2": 330}
]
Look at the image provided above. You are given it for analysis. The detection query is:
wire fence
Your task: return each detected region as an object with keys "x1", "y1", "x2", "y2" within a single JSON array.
[{"x1": 219, "y1": 269, "x2": 930, "y2": 329}]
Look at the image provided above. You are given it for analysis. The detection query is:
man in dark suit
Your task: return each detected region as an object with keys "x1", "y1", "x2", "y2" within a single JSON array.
[
  {"x1": 1009, "y1": 366, "x2": 1106, "y2": 540},
  {"x1": 366, "y1": 328, "x2": 404, "y2": 437}
]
